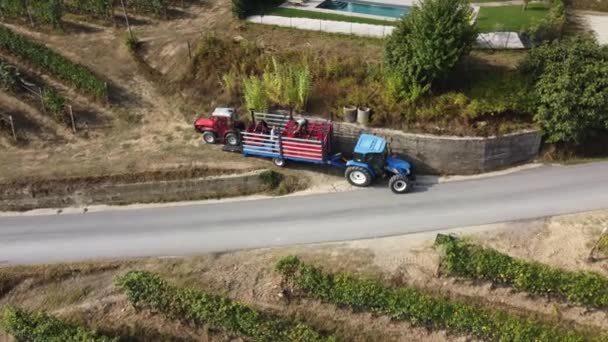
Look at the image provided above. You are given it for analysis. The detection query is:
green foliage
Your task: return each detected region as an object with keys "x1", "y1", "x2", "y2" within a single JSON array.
[
  {"x1": 29, "y1": 0, "x2": 63, "y2": 27},
  {"x1": 115, "y1": 270, "x2": 334, "y2": 342},
  {"x1": 0, "y1": 25, "x2": 107, "y2": 99},
  {"x1": 1, "y1": 306, "x2": 115, "y2": 342},
  {"x1": 0, "y1": 0, "x2": 28, "y2": 17},
  {"x1": 243, "y1": 75, "x2": 269, "y2": 112},
  {"x1": 125, "y1": 34, "x2": 140, "y2": 52},
  {"x1": 436, "y1": 235, "x2": 608, "y2": 309},
  {"x1": 0, "y1": 60, "x2": 19, "y2": 91},
  {"x1": 276, "y1": 256, "x2": 604, "y2": 342},
  {"x1": 127, "y1": 0, "x2": 168, "y2": 18},
  {"x1": 231, "y1": 0, "x2": 283, "y2": 19},
  {"x1": 259, "y1": 170, "x2": 283, "y2": 189},
  {"x1": 64, "y1": 0, "x2": 112, "y2": 17},
  {"x1": 262, "y1": 58, "x2": 312, "y2": 112},
  {"x1": 0, "y1": 0, "x2": 63, "y2": 28},
  {"x1": 43, "y1": 88, "x2": 65, "y2": 118},
  {"x1": 521, "y1": 36, "x2": 608, "y2": 143},
  {"x1": 385, "y1": 0, "x2": 477, "y2": 101}
]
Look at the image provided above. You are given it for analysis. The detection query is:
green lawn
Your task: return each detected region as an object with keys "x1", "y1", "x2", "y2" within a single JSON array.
[
  {"x1": 266, "y1": 4, "x2": 550, "y2": 33},
  {"x1": 476, "y1": 4, "x2": 550, "y2": 32},
  {"x1": 266, "y1": 7, "x2": 397, "y2": 26}
]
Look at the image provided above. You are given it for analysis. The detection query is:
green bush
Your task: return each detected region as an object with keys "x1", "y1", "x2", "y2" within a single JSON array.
[
  {"x1": 521, "y1": 36, "x2": 608, "y2": 143},
  {"x1": 0, "y1": 306, "x2": 115, "y2": 342},
  {"x1": 231, "y1": 0, "x2": 283, "y2": 19},
  {"x1": 43, "y1": 88, "x2": 66, "y2": 118},
  {"x1": 385, "y1": 0, "x2": 477, "y2": 101},
  {"x1": 0, "y1": 60, "x2": 19, "y2": 91},
  {"x1": 259, "y1": 170, "x2": 283, "y2": 189},
  {"x1": 0, "y1": 25, "x2": 107, "y2": 99},
  {"x1": 115, "y1": 271, "x2": 334, "y2": 342},
  {"x1": 520, "y1": 0, "x2": 566, "y2": 47},
  {"x1": 436, "y1": 234, "x2": 608, "y2": 309},
  {"x1": 276, "y1": 256, "x2": 604, "y2": 342}
]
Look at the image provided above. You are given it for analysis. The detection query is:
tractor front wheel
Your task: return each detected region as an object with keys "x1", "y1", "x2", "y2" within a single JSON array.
[
  {"x1": 225, "y1": 132, "x2": 240, "y2": 146},
  {"x1": 345, "y1": 166, "x2": 372, "y2": 187},
  {"x1": 389, "y1": 174, "x2": 412, "y2": 194},
  {"x1": 202, "y1": 131, "x2": 217, "y2": 144}
]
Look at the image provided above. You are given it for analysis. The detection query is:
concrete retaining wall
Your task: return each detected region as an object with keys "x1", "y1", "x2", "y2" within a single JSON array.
[
  {"x1": 333, "y1": 123, "x2": 542, "y2": 175},
  {"x1": 0, "y1": 171, "x2": 267, "y2": 211}
]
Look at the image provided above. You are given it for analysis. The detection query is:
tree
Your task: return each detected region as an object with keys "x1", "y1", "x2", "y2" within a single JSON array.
[
  {"x1": 521, "y1": 36, "x2": 608, "y2": 144},
  {"x1": 384, "y1": 0, "x2": 477, "y2": 101}
]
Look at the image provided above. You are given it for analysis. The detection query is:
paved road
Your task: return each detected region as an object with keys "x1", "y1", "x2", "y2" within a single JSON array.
[{"x1": 2, "y1": 162, "x2": 608, "y2": 264}]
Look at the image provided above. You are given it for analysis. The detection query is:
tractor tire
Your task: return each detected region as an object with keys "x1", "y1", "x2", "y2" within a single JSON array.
[
  {"x1": 345, "y1": 166, "x2": 372, "y2": 187},
  {"x1": 202, "y1": 131, "x2": 217, "y2": 144},
  {"x1": 225, "y1": 132, "x2": 241, "y2": 146},
  {"x1": 389, "y1": 174, "x2": 412, "y2": 194},
  {"x1": 273, "y1": 158, "x2": 286, "y2": 167}
]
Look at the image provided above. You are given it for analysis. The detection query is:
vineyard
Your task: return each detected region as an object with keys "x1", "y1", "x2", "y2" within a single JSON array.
[
  {"x1": 0, "y1": 26, "x2": 107, "y2": 99},
  {"x1": 0, "y1": 0, "x2": 181, "y2": 26}
]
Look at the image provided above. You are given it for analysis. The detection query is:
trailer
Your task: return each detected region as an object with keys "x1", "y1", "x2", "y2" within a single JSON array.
[{"x1": 241, "y1": 113, "x2": 344, "y2": 168}]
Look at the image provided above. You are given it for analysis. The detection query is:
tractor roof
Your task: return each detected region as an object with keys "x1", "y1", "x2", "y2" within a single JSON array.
[
  {"x1": 354, "y1": 134, "x2": 386, "y2": 154},
  {"x1": 212, "y1": 108, "x2": 236, "y2": 117}
]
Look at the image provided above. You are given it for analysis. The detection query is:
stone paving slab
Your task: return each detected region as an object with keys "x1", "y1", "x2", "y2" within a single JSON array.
[{"x1": 584, "y1": 14, "x2": 608, "y2": 45}]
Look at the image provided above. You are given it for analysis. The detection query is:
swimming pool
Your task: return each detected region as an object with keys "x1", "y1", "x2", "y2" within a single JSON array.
[{"x1": 317, "y1": 0, "x2": 410, "y2": 19}]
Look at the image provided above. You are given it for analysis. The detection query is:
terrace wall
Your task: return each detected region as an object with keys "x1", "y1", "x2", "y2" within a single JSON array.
[{"x1": 333, "y1": 123, "x2": 542, "y2": 175}]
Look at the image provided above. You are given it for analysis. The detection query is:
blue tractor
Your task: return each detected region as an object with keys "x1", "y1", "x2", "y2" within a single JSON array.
[{"x1": 345, "y1": 134, "x2": 414, "y2": 194}]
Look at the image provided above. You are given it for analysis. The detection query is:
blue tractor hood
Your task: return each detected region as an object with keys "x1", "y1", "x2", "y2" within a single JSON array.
[{"x1": 386, "y1": 156, "x2": 411, "y2": 174}]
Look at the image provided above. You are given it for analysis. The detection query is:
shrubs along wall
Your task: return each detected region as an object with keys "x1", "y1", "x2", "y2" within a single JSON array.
[
  {"x1": 231, "y1": 0, "x2": 284, "y2": 19},
  {"x1": 116, "y1": 271, "x2": 334, "y2": 342},
  {"x1": 1, "y1": 306, "x2": 115, "y2": 341},
  {"x1": 276, "y1": 256, "x2": 605, "y2": 342},
  {"x1": 0, "y1": 25, "x2": 107, "y2": 99},
  {"x1": 436, "y1": 234, "x2": 608, "y2": 309}
]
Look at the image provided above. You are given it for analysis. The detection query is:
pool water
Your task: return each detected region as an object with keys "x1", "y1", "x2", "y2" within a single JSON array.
[{"x1": 318, "y1": 0, "x2": 410, "y2": 19}]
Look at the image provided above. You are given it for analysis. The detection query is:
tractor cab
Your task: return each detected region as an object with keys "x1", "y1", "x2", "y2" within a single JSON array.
[
  {"x1": 345, "y1": 134, "x2": 414, "y2": 194},
  {"x1": 194, "y1": 108, "x2": 246, "y2": 146}
]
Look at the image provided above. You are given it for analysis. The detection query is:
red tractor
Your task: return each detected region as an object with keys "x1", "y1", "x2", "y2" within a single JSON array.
[{"x1": 194, "y1": 108, "x2": 246, "y2": 146}]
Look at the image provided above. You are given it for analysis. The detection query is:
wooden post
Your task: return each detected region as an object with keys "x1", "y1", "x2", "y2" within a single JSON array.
[
  {"x1": 250, "y1": 109, "x2": 256, "y2": 125},
  {"x1": 8, "y1": 115, "x2": 16, "y2": 141},
  {"x1": 68, "y1": 105, "x2": 76, "y2": 133},
  {"x1": 120, "y1": 0, "x2": 133, "y2": 40},
  {"x1": 187, "y1": 40, "x2": 192, "y2": 60}
]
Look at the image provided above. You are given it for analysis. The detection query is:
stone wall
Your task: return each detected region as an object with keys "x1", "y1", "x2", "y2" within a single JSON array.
[
  {"x1": 333, "y1": 123, "x2": 542, "y2": 175},
  {"x1": 0, "y1": 171, "x2": 267, "y2": 211}
]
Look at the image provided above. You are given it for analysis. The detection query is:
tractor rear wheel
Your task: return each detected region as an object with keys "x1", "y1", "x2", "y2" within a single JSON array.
[
  {"x1": 389, "y1": 174, "x2": 412, "y2": 194},
  {"x1": 202, "y1": 131, "x2": 217, "y2": 144},
  {"x1": 225, "y1": 132, "x2": 240, "y2": 146},
  {"x1": 345, "y1": 166, "x2": 372, "y2": 187}
]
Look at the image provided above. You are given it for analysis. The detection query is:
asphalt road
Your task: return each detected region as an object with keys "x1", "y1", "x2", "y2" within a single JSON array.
[{"x1": 2, "y1": 162, "x2": 608, "y2": 264}]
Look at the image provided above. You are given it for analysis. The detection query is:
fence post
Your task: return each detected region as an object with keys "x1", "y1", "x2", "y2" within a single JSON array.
[
  {"x1": 187, "y1": 40, "x2": 192, "y2": 60},
  {"x1": 9, "y1": 115, "x2": 16, "y2": 141},
  {"x1": 68, "y1": 105, "x2": 76, "y2": 133}
]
